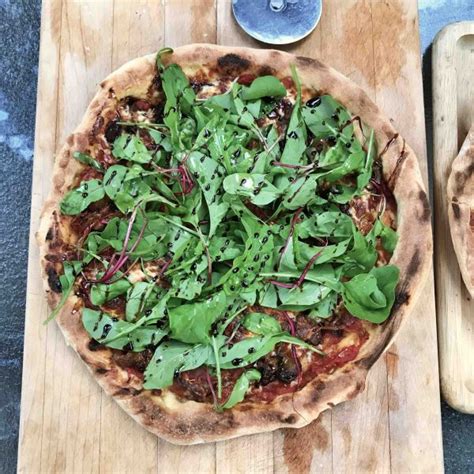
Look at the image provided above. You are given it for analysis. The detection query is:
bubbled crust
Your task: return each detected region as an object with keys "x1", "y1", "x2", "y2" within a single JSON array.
[{"x1": 38, "y1": 44, "x2": 432, "y2": 444}]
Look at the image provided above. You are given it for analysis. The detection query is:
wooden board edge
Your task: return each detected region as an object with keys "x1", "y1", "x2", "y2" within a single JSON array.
[
  {"x1": 17, "y1": 0, "x2": 63, "y2": 470},
  {"x1": 432, "y1": 20, "x2": 474, "y2": 414}
]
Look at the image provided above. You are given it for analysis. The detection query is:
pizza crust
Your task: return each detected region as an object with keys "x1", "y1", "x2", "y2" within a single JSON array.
[
  {"x1": 447, "y1": 125, "x2": 474, "y2": 297},
  {"x1": 38, "y1": 44, "x2": 432, "y2": 444}
]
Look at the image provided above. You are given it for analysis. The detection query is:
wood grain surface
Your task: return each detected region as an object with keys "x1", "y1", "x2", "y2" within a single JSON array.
[
  {"x1": 18, "y1": 0, "x2": 443, "y2": 472},
  {"x1": 433, "y1": 21, "x2": 474, "y2": 414}
]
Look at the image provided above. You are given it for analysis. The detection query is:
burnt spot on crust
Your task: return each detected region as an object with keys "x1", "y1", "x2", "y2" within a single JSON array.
[
  {"x1": 296, "y1": 55, "x2": 311, "y2": 64},
  {"x1": 296, "y1": 55, "x2": 325, "y2": 70},
  {"x1": 258, "y1": 65, "x2": 276, "y2": 76},
  {"x1": 105, "y1": 119, "x2": 122, "y2": 144},
  {"x1": 406, "y1": 250, "x2": 421, "y2": 280},
  {"x1": 46, "y1": 266, "x2": 62, "y2": 293},
  {"x1": 309, "y1": 381, "x2": 327, "y2": 404},
  {"x1": 88, "y1": 339, "x2": 105, "y2": 352},
  {"x1": 113, "y1": 387, "x2": 143, "y2": 398},
  {"x1": 392, "y1": 290, "x2": 409, "y2": 312},
  {"x1": 217, "y1": 54, "x2": 250, "y2": 75},
  {"x1": 347, "y1": 380, "x2": 365, "y2": 400},
  {"x1": 387, "y1": 140, "x2": 407, "y2": 190},
  {"x1": 45, "y1": 227, "x2": 54, "y2": 241},
  {"x1": 92, "y1": 115, "x2": 104, "y2": 136},
  {"x1": 296, "y1": 56, "x2": 328, "y2": 70},
  {"x1": 113, "y1": 349, "x2": 154, "y2": 373},
  {"x1": 390, "y1": 249, "x2": 420, "y2": 312},
  {"x1": 418, "y1": 190, "x2": 431, "y2": 222},
  {"x1": 455, "y1": 163, "x2": 474, "y2": 195},
  {"x1": 281, "y1": 414, "x2": 298, "y2": 424},
  {"x1": 452, "y1": 202, "x2": 461, "y2": 219}
]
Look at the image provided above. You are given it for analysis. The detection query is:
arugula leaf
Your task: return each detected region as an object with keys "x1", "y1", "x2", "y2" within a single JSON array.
[
  {"x1": 280, "y1": 75, "x2": 307, "y2": 165},
  {"x1": 380, "y1": 225, "x2": 398, "y2": 253},
  {"x1": 169, "y1": 291, "x2": 227, "y2": 344},
  {"x1": 222, "y1": 215, "x2": 275, "y2": 296},
  {"x1": 73, "y1": 151, "x2": 104, "y2": 172},
  {"x1": 220, "y1": 369, "x2": 261, "y2": 409},
  {"x1": 366, "y1": 220, "x2": 398, "y2": 254},
  {"x1": 259, "y1": 284, "x2": 278, "y2": 308},
  {"x1": 112, "y1": 134, "x2": 153, "y2": 164},
  {"x1": 308, "y1": 291, "x2": 338, "y2": 319},
  {"x1": 341, "y1": 227, "x2": 378, "y2": 277},
  {"x1": 103, "y1": 165, "x2": 151, "y2": 213},
  {"x1": 125, "y1": 281, "x2": 160, "y2": 322},
  {"x1": 240, "y1": 76, "x2": 286, "y2": 101},
  {"x1": 298, "y1": 211, "x2": 353, "y2": 242},
  {"x1": 342, "y1": 265, "x2": 400, "y2": 323},
  {"x1": 218, "y1": 333, "x2": 323, "y2": 369},
  {"x1": 242, "y1": 312, "x2": 282, "y2": 335},
  {"x1": 60, "y1": 179, "x2": 105, "y2": 215},
  {"x1": 90, "y1": 279, "x2": 131, "y2": 306},
  {"x1": 356, "y1": 129, "x2": 376, "y2": 192},
  {"x1": 320, "y1": 146, "x2": 365, "y2": 183},
  {"x1": 302, "y1": 95, "x2": 351, "y2": 139},
  {"x1": 143, "y1": 341, "x2": 211, "y2": 389},
  {"x1": 187, "y1": 151, "x2": 229, "y2": 238},
  {"x1": 44, "y1": 261, "x2": 82, "y2": 324},
  {"x1": 277, "y1": 282, "x2": 332, "y2": 307},
  {"x1": 281, "y1": 175, "x2": 319, "y2": 210},
  {"x1": 169, "y1": 253, "x2": 208, "y2": 300},
  {"x1": 82, "y1": 308, "x2": 168, "y2": 351},
  {"x1": 148, "y1": 128, "x2": 172, "y2": 152},
  {"x1": 223, "y1": 173, "x2": 281, "y2": 206}
]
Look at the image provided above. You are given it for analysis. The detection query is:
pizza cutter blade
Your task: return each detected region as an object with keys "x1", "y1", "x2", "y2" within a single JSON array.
[{"x1": 232, "y1": 0, "x2": 322, "y2": 45}]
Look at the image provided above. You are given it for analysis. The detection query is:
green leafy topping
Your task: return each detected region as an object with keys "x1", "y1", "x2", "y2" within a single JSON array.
[
  {"x1": 50, "y1": 47, "x2": 401, "y2": 410},
  {"x1": 220, "y1": 369, "x2": 261, "y2": 409},
  {"x1": 342, "y1": 265, "x2": 400, "y2": 323},
  {"x1": 60, "y1": 179, "x2": 105, "y2": 215},
  {"x1": 242, "y1": 312, "x2": 282, "y2": 335},
  {"x1": 82, "y1": 308, "x2": 168, "y2": 351},
  {"x1": 143, "y1": 341, "x2": 211, "y2": 390},
  {"x1": 240, "y1": 76, "x2": 287, "y2": 101},
  {"x1": 73, "y1": 151, "x2": 104, "y2": 172},
  {"x1": 90, "y1": 279, "x2": 131, "y2": 306},
  {"x1": 169, "y1": 291, "x2": 227, "y2": 344}
]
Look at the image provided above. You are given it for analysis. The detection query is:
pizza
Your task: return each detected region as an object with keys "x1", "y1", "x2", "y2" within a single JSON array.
[
  {"x1": 38, "y1": 45, "x2": 432, "y2": 444},
  {"x1": 448, "y1": 124, "x2": 474, "y2": 297}
]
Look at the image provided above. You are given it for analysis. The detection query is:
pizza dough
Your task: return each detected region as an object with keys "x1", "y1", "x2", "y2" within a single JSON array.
[
  {"x1": 38, "y1": 45, "x2": 432, "y2": 444},
  {"x1": 447, "y1": 124, "x2": 474, "y2": 297}
]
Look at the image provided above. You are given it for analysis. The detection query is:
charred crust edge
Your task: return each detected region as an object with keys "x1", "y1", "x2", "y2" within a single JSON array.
[
  {"x1": 45, "y1": 227, "x2": 54, "y2": 241},
  {"x1": 46, "y1": 266, "x2": 62, "y2": 293},
  {"x1": 451, "y1": 202, "x2": 461, "y2": 219},
  {"x1": 418, "y1": 189, "x2": 431, "y2": 222},
  {"x1": 217, "y1": 54, "x2": 250, "y2": 75}
]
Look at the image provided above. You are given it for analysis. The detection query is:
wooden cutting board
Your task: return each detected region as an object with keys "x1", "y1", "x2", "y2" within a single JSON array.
[
  {"x1": 433, "y1": 21, "x2": 474, "y2": 414},
  {"x1": 18, "y1": 1, "x2": 443, "y2": 472}
]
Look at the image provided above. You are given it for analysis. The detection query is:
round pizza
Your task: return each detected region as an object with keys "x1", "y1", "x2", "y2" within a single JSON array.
[{"x1": 38, "y1": 45, "x2": 432, "y2": 444}]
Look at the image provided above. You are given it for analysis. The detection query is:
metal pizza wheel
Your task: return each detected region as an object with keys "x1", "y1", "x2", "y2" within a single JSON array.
[{"x1": 232, "y1": 0, "x2": 322, "y2": 45}]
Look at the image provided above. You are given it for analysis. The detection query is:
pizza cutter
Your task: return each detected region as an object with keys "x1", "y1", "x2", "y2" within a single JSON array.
[{"x1": 232, "y1": 0, "x2": 322, "y2": 45}]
